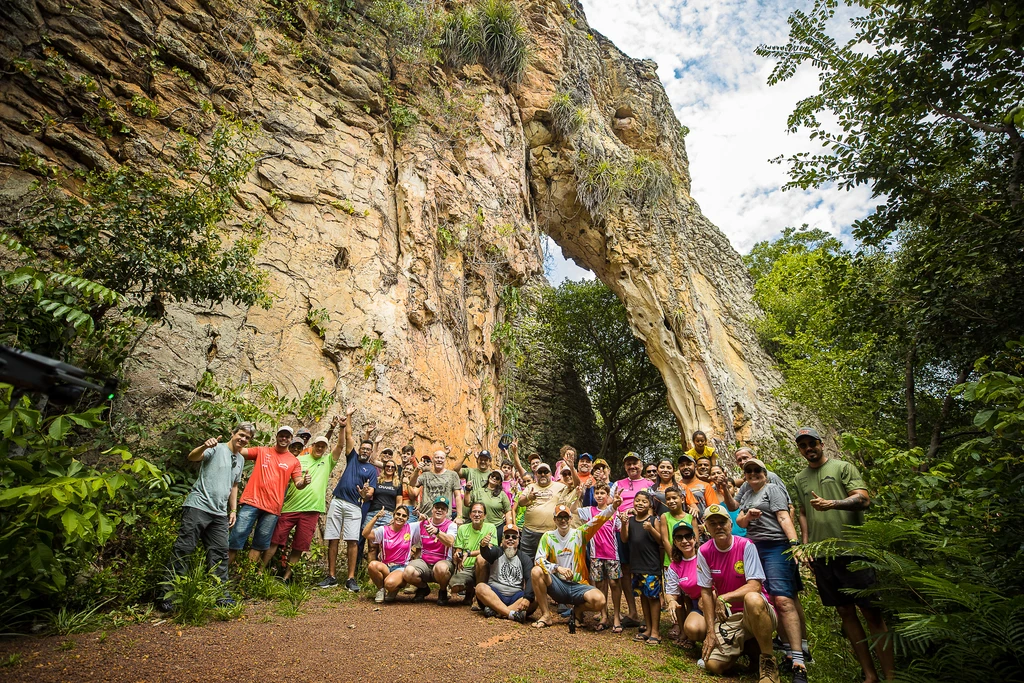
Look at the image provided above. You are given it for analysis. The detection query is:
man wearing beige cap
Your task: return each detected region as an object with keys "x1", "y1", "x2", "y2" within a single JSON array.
[
  {"x1": 531, "y1": 493, "x2": 622, "y2": 630},
  {"x1": 516, "y1": 460, "x2": 568, "y2": 560},
  {"x1": 266, "y1": 424, "x2": 347, "y2": 581}
]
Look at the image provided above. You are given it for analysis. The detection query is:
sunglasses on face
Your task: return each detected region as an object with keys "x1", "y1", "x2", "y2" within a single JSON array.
[
  {"x1": 503, "y1": 534, "x2": 519, "y2": 540},
  {"x1": 384, "y1": 465, "x2": 396, "y2": 470},
  {"x1": 744, "y1": 467, "x2": 764, "y2": 475}
]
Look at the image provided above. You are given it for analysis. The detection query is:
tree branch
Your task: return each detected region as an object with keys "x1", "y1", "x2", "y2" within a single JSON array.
[
  {"x1": 926, "y1": 365, "x2": 972, "y2": 460},
  {"x1": 928, "y1": 103, "x2": 1008, "y2": 135}
]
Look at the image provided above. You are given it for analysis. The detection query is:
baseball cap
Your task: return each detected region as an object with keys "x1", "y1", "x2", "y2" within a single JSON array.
[
  {"x1": 536, "y1": 462, "x2": 552, "y2": 473},
  {"x1": 703, "y1": 504, "x2": 731, "y2": 521},
  {"x1": 676, "y1": 454, "x2": 695, "y2": 464},
  {"x1": 296, "y1": 427, "x2": 312, "y2": 437},
  {"x1": 478, "y1": 450, "x2": 492, "y2": 460},
  {"x1": 553, "y1": 504, "x2": 572, "y2": 518},
  {"x1": 622, "y1": 452, "x2": 640, "y2": 463},
  {"x1": 577, "y1": 452, "x2": 593, "y2": 461},
  {"x1": 288, "y1": 437, "x2": 305, "y2": 448},
  {"x1": 795, "y1": 427, "x2": 822, "y2": 442},
  {"x1": 592, "y1": 458, "x2": 609, "y2": 469},
  {"x1": 432, "y1": 496, "x2": 450, "y2": 508},
  {"x1": 742, "y1": 458, "x2": 768, "y2": 471},
  {"x1": 311, "y1": 436, "x2": 329, "y2": 446},
  {"x1": 276, "y1": 425, "x2": 294, "y2": 436},
  {"x1": 489, "y1": 469, "x2": 503, "y2": 479}
]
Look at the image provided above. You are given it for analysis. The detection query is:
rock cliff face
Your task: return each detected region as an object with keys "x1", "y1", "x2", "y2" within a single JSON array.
[{"x1": 0, "y1": 0, "x2": 792, "y2": 452}]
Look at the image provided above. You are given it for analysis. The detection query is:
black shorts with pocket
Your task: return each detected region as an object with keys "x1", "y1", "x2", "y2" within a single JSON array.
[{"x1": 811, "y1": 556, "x2": 878, "y2": 608}]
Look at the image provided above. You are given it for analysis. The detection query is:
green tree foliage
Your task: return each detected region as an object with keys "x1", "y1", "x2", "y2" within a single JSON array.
[{"x1": 533, "y1": 280, "x2": 679, "y2": 461}]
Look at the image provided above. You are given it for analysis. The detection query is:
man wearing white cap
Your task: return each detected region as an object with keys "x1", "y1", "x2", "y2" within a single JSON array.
[
  {"x1": 265, "y1": 419, "x2": 347, "y2": 581},
  {"x1": 230, "y1": 425, "x2": 310, "y2": 566}
]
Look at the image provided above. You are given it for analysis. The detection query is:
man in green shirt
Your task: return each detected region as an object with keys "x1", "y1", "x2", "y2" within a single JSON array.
[
  {"x1": 265, "y1": 419, "x2": 346, "y2": 581},
  {"x1": 457, "y1": 449, "x2": 493, "y2": 518},
  {"x1": 450, "y1": 502, "x2": 497, "y2": 606},
  {"x1": 793, "y1": 427, "x2": 895, "y2": 683}
]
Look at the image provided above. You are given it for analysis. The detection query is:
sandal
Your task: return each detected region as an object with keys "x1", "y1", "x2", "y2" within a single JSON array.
[
  {"x1": 532, "y1": 619, "x2": 552, "y2": 629},
  {"x1": 611, "y1": 625, "x2": 623, "y2": 634},
  {"x1": 646, "y1": 636, "x2": 662, "y2": 646},
  {"x1": 620, "y1": 616, "x2": 642, "y2": 628},
  {"x1": 594, "y1": 623, "x2": 609, "y2": 632},
  {"x1": 676, "y1": 637, "x2": 694, "y2": 649},
  {"x1": 633, "y1": 632, "x2": 648, "y2": 642}
]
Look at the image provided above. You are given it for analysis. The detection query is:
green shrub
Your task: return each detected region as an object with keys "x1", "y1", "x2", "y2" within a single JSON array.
[
  {"x1": 572, "y1": 150, "x2": 627, "y2": 218},
  {"x1": 367, "y1": 0, "x2": 444, "y2": 65},
  {"x1": 161, "y1": 554, "x2": 224, "y2": 626},
  {"x1": 46, "y1": 600, "x2": 110, "y2": 635},
  {"x1": 232, "y1": 557, "x2": 285, "y2": 601},
  {"x1": 275, "y1": 581, "x2": 310, "y2": 617},
  {"x1": 626, "y1": 154, "x2": 672, "y2": 207},
  {"x1": 440, "y1": 5, "x2": 482, "y2": 67},
  {"x1": 477, "y1": 0, "x2": 529, "y2": 83},
  {"x1": 549, "y1": 91, "x2": 587, "y2": 138}
]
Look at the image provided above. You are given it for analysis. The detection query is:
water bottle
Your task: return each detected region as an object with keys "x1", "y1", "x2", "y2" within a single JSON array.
[{"x1": 697, "y1": 659, "x2": 706, "y2": 669}]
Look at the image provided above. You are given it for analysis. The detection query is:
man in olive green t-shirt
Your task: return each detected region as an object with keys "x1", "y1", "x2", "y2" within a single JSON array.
[{"x1": 793, "y1": 427, "x2": 895, "y2": 683}]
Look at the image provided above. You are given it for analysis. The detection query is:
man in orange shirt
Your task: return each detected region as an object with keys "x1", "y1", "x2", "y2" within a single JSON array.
[
  {"x1": 229, "y1": 425, "x2": 310, "y2": 566},
  {"x1": 676, "y1": 453, "x2": 717, "y2": 517}
]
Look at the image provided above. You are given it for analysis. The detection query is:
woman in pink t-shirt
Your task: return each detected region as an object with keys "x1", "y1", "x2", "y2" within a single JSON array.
[
  {"x1": 665, "y1": 523, "x2": 703, "y2": 648},
  {"x1": 362, "y1": 506, "x2": 420, "y2": 603}
]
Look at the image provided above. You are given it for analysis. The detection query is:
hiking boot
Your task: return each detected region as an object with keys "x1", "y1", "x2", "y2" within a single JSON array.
[
  {"x1": 317, "y1": 575, "x2": 338, "y2": 589},
  {"x1": 759, "y1": 653, "x2": 781, "y2": 683},
  {"x1": 412, "y1": 586, "x2": 431, "y2": 603},
  {"x1": 792, "y1": 665, "x2": 808, "y2": 683},
  {"x1": 384, "y1": 591, "x2": 398, "y2": 603},
  {"x1": 374, "y1": 588, "x2": 385, "y2": 603},
  {"x1": 345, "y1": 578, "x2": 360, "y2": 593},
  {"x1": 509, "y1": 610, "x2": 526, "y2": 623},
  {"x1": 437, "y1": 588, "x2": 450, "y2": 606},
  {"x1": 483, "y1": 606, "x2": 497, "y2": 618}
]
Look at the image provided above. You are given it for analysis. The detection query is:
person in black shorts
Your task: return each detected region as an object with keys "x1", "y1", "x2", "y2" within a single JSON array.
[{"x1": 792, "y1": 427, "x2": 895, "y2": 683}]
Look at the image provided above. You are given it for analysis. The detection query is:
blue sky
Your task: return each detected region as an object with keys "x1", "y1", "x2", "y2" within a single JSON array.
[{"x1": 545, "y1": 0, "x2": 874, "y2": 284}]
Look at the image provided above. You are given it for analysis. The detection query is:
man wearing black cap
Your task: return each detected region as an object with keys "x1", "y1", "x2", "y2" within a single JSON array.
[
  {"x1": 457, "y1": 448, "x2": 493, "y2": 518},
  {"x1": 793, "y1": 427, "x2": 894, "y2": 683}
]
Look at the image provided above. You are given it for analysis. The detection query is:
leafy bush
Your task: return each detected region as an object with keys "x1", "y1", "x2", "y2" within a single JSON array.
[
  {"x1": 549, "y1": 91, "x2": 587, "y2": 138},
  {"x1": 367, "y1": 0, "x2": 444, "y2": 65},
  {"x1": 572, "y1": 150, "x2": 627, "y2": 218},
  {"x1": 45, "y1": 600, "x2": 110, "y2": 635},
  {"x1": 161, "y1": 555, "x2": 224, "y2": 626},
  {"x1": 440, "y1": 5, "x2": 482, "y2": 68},
  {"x1": 477, "y1": 0, "x2": 529, "y2": 83},
  {"x1": 626, "y1": 154, "x2": 672, "y2": 207}
]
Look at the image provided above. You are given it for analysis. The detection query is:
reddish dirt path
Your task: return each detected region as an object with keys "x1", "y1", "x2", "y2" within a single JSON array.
[{"x1": 0, "y1": 592, "x2": 731, "y2": 682}]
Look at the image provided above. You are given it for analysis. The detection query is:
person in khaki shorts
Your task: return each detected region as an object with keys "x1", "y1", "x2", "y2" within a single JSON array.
[
  {"x1": 697, "y1": 504, "x2": 780, "y2": 683},
  {"x1": 403, "y1": 496, "x2": 458, "y2": 604}
]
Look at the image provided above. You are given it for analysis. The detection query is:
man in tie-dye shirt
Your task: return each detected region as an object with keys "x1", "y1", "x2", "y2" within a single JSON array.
[{"x1": 529, "y1": 492, "x2": 622, "y2": 630}]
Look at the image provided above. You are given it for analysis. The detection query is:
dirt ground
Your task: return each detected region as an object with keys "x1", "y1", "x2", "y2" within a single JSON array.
[{"x1": 0, "y1": 590, "x2": 752, "y2": 683}]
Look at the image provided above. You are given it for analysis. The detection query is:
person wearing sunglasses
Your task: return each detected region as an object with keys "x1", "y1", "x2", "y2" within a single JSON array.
[
  {"x1": 369, "y1": 456, "x2": 404, "y2": 529},
  {"x1": 473, "y1": 527, "x2": 534, "y2": 622},
  {"x1": 362, "y1": 505, "x2": 419, "y2": 603},
  {"x1": 737, "y1": 458, "x2": 807, "y2": 683},
  {"x1": 665, "y1": 523, "x2": 703, "y2": 648}
]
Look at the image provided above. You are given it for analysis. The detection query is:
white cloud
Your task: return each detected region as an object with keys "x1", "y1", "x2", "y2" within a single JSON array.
[
  {"x1": 575, "y1": 0, "x2": 876, "y2": 254},
  {"x1": 544, "y1": 237, "x2": 595, "y2": 284}
]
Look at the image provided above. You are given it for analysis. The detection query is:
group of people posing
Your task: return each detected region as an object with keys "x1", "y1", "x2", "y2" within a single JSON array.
[{"x1": 161, "y1": 413, "x2": 896, "y2": 683}]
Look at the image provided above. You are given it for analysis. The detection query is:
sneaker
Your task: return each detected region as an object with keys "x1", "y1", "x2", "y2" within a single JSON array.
[
  {"x1": 384, "y1": 591, "x2": 398, "y2": 603},
  {"x1": 437, "y1": 588, "x2": 450, "y2": 606},
  {"x1": 155, "y1": 600, "x2": 174, "y2": 613},
  {"x1": 782, "y1": 656, "x2": 793, "y2": 674},
  {"x1": 759, "y1": 653, "x2": 781, "y2": 683},
  {"x1": 374, "y1": 588, "x2": 385, "y2": 603},
  {"x1": 803, "y1": 649, "x2": 814, "y2": 665},
  {"x1": 792, "y1": 665, "x2": 808, "y2": 683},
  {"x1": 345, "y1": 578, "x2": 360, "y2": 593},
  {"x1": 412, "y1": 586, "x2": 431, "y2": 603},
  {"x1": 509, "y1": 609, "x2": 526, "y2": 623},
  {"x1": 483, "y1": 606, "x2": 497, "y2": 618},
  {"x1": 317, "y1": 575, "x2": 338, "y2": 589},
  {"x1": 773, "y1": 635, "x2": 785, "y2": 652}
]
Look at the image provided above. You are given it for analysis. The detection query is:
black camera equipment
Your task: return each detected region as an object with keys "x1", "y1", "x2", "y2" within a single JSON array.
[{"x1": 0, "y1": 345, "x2": 117, "y2": 404}]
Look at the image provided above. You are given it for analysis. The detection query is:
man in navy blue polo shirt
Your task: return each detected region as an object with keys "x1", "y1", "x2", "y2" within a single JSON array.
[{"x1": 319, "y1": 407, "x2": 379, "y2": 591}]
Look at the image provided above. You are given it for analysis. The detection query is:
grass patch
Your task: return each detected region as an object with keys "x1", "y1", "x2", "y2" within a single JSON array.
[
  {"x1": 46, "y1": 600, "x2": 110, "y2": 635},
  {"x1": 162, "y1": 560, "x2": 224, "y2": 626},
  {"x1": 549, "y1": 91, "x2": 587, "y2": 138}
]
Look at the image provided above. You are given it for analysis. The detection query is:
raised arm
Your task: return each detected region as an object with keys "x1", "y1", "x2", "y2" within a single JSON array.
[
  {"x1": 362, "y1": 510, "x2": 385, "y2": 540},
  {"x1": 509, "y1": 440, "x2": 526, "y2": 476},
  {"x1": 343, "y1": 406, "x2": 356, "y2": 454},
  {"x1": 188, "y1": 437, "x2": 218, "y2": 462}
]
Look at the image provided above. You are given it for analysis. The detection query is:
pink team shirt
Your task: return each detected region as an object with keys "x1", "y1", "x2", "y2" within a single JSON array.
[
  {"x1": 666, "y1": 556, "x2": 701, "y2": 601},
  {"x1": 415, "y1": 519, "x2": 456, "y2": 565},
  {"x1": 578, "y1": 505, "x2": 621, "y2": 560},
  {"x1": 611, "y1": 477, "x2": 655, "y2": 511},
  {"x1": 696, "y1": 536, "x2": 770, "y2": 612},
  {"x1": 373, "y1": 522, "x2": 421, "y2": 566}
]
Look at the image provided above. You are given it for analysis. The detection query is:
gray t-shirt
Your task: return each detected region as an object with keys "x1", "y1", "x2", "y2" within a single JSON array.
[
  {"x1": 737, "y1": 471, "x2": 792, "y2": 507},
  {"x1": 741, "y1": 483, "x2": 791, "y2": 542},
  {"x1": 183, "y1": 443, "x2": 244, "y2": 516},
  {"x1": 417, "y1": 469, "x2": 461, "y2": 516},
  {"x1": 489, "y1": 552, "x2": 526, "y2": 597}
]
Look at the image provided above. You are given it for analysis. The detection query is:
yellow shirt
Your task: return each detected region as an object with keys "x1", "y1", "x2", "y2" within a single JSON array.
[{"x1": 685, "y1": 445, "x2": 716, "y2": 462}]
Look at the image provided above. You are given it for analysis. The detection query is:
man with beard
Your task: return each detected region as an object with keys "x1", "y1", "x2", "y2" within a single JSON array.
[
  {"x1": 793, "y1": 427, "x2": 894, "y2": 683},
  {"x1": 677, "y1": 453, "x2": 717, "y2": 516},
  {"x1": 403, "y1": 496, "x2": 457, "y2": 604},
  {"x1": 321, "y1": 408, "x2": 377, "y2": 591},
  {"x1": 230, "y1": 425, "x2": 310, "y2": 566},
  {"x1": 516, "y1": 461, "x2": 569, "y2": 560},
  {"x1": 474, "y1": 527, "x2": 534, "y2": 621},
  {"x1": 412, "y1": 449, "x2": 464, "y2": 522}
]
